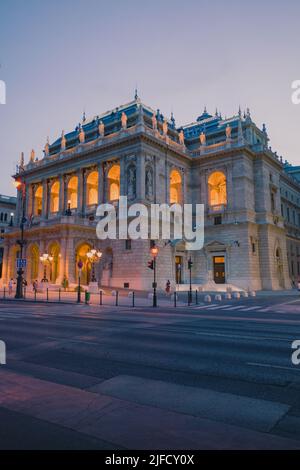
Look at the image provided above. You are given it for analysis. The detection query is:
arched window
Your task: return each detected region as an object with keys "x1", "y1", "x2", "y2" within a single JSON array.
[
  {"x1": 86, "y1": 171, "x2": 98, "y2": 205},
  {"x1": 170, "y1": 169, "x2": 182, "y2": 204},
  {"x1": 67, "y1": 176, "x2": 78, "y2": 209},
  {"x1": 50, "y1": 181, "x2": 60, "y2": 213},
  {"x1": 208, "y1": 171, "x2": 227, "y2": 207},
  {"x1": 108, "y1": 165, "x2": 120, "y2": 201},
  {"x1": 34, "y1": 185, "x2": 43, "y2": 216}
]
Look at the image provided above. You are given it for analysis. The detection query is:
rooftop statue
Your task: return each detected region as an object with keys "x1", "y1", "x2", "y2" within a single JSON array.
[
  {"x1": 79, "y1": 126, "x2": 85, "y2": 144},
  {"x1": 44, "y1": 137, "x2": 50, "y2": 157},
  {"x1": 152, "y1": 112, "x2": 157, "y2": 131},
  {"x1": 179, "y1": 129, "x2": 185, "y2": 145},
  {"x1": 61, "y1": 131, "x2": 66, "y2": 151},
  {"x1": 98, "y1": 120, "x2": 105, "y2": 137},
  {"x1": 30, "y1": 149, "x2": 35, "y2": 162},
  {"x1": 200, "y1": 131, "x2": 206, "y2": 146},
  {"x1": 226, "y1": 124, "x2": 232, "y2": 140},
  {"x1": 162, "y1": 118, "x2": 168, "y2": 136},
  {"x1": 121, "y1": 112, "x2": 127, "y2": 130}
]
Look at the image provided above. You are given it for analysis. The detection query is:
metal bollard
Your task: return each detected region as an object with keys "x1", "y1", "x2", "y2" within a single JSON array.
[
  {"x1": 34, "y1": 289, "x2": 37, "y2": 302},
  {"x1": 195, "y1": 289, "x2": 198, "y2": 305},
  {"x1": 58, "y1": 288, "x2": 61, "y2": 302},
  {"x1": 132, "y1": 291, "x2": 135, "y2": 308},
  {"x1": 3, "y1": 287, "x2": 5, "y2": 299},
  {"x1": 174, "y1": 292, "x2": 177, "y2": 308},
  {"x1": 24, "y1": 287, "x2": 26, "y2": 299},
  {"x1": 188, "y1": 291, "x2": 191, "y2": 306},
  {"x1": 46, "y1": 288, "x2": 49, "y2": 302},
  {"x1": 116, "y1": 291, "x2": 119, "y2": 306},
  {"x1": 100, "y1": 290, "x2": 103, "y2": 305}
]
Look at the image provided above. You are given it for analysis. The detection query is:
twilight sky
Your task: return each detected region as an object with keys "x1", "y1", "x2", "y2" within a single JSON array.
[{"x1": 0, "y1": 0, "x2": 299, "y2": 195}]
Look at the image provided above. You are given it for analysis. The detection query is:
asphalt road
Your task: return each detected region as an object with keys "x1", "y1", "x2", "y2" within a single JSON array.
[{"x1": 0, "y1": 294, "x2": 300, "y2": 449}]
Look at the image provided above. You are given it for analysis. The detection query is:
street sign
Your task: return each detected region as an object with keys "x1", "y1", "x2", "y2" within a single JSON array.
[{"x1": 16, "y1": 258, "x2": 27, "y2": 269}]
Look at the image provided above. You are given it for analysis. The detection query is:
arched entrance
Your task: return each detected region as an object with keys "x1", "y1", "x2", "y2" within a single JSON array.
[
  {"x1": 48, "y1": 241, "x2": 60, "y2": 284},
  {"x1": 28, "y1": 243, "x2": 39, "y2": 283},
  {"x1": 75, "y1": 243, "x2": 92, "y2": 285}
]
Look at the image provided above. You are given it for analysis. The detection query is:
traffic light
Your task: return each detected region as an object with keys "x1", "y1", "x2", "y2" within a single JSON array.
[
  {"x1": 188, "y1": 259, "x2": 193, "y2": 270},
  {"x1": 148, "y1": 260, "x2": 154, "y2": 270}
]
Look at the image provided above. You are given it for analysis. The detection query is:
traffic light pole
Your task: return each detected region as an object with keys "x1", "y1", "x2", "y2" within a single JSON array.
[
  {"x1": 153, "y1": 257, "x2": 157, "y2": 308},
  {"x1": 188, "y1": 257, "x2": 192, "y2": 306},
  {"x1": 15, "y1": 186, "x2": 26, "y2": 299}
]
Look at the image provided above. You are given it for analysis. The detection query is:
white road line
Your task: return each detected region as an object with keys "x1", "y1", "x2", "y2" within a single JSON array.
[
  {"x1": 195, "y1": 332, "x2": 289, "y2": 341},
  {"x1": 194, "y1": 304, "x2": 218, "y2": 310},
  {"x1": 226, "y1": 305, "x2": 247, "y2": 310},
  {"x1": 239, "y1": 306, "x2": 262, "y2": 312},
  {"x1": 247, "y1": 362, "x2": 300, "y2": 372}
]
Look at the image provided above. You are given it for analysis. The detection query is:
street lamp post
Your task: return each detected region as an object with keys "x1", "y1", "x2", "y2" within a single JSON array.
[
  {"x1": 86, "y1": 248, "x2": 102, "y2": 283},
  {"x1": 9, "y1": 212, "x2": 14, "y2": 227},
  {"x1": 66, "y1": 199, "x2": 72, "y2": 216},
  {"x1": 14, "y1": 180, "x2": 26, "y2": 299},
  {"x1": 150, "y1": 246, "x2": 159, "y2": 308},
  {"x1": 39, "y1": 253, "x2": 53, "y2": 283},
  {"x1": 188, "y1": 257, "x2": 193, "y2": 305},
  {"x1": 77, "y1": 259, "x2": 83, "y2": 303}
]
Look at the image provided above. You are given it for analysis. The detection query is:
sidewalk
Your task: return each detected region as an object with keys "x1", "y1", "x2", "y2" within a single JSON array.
[{"x1": 0, "y1": 369, "x2": 299, "y2": 450}]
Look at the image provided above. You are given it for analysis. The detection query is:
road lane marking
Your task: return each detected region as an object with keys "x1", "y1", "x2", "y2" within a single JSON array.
[
  {"x1": 195, "y1": 331, "x2": 290, "y2": 341},
  {"x1": 247, "y1": 362, "x2": 300, "y2": 372},
  {"x1": 239, "y1": 306, "x2": 262, "y2": 312}
]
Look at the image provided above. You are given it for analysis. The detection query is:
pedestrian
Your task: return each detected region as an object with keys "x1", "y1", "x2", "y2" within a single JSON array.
[
  {"x1": 33, "y1": 280, "x2": 38, "y2": 293},
  {"x1": 8, "y1": 278, "x2": 13, "y2": 296},
  {"x1": 165, "y1": 280, "x2": 171, "y2": 296}
]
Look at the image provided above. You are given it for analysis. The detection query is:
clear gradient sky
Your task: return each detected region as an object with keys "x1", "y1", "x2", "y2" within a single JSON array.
[{"x1": 0, "y1": 0, "x2": 299, "y2": 195}]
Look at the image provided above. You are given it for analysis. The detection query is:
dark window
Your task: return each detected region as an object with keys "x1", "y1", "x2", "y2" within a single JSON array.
[
  {"x1": 271, "y1": 192, "x2": 275, "y2": 212},
  {"x1": 0, "y1": 213, "x2": 2, "y2": 221},
  {"x1": 150, "y1": 240, "x2": 156, "y2": 248},
  {"x1": 214, "y1": 216, "x2": 222, "y2": 225},
  {"x1": 281, "y1": 204, "x2": 284, "y2": 216},
  {"x1": 252, "y1": 243, "x2": 256, "y2": 253},
  {"x1": 125, "y1": 239, "x2": 132, "y2": 250},
  {"x1": 4, "y1": 213, "x2": 7, "y2": 222},
  {"x1": 287, "y1": 207, "x2": 290, "y2": 222}
]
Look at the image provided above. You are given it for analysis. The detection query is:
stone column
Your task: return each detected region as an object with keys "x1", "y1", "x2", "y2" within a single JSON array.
[
  {"x1": 77, "y1": 170, "x2": 83, "y2": 215},
  {"x1": 81, "y1": 169, "x2": 87, "y2": 217},
  {"x1": 63, "y1": 175, "x2": 68, "y2": 214},
  {"x1": 1, "y1": 241, "x2": 9, "y2": 285},
  {"x1": 58, "y1": 237, "x2": 67, "y2": 283},
  {"x1": 42, "y1": 180, "x2": 48, "y2": 219},
  {"x1": 97, "y1": 163, "x2": 104, "y2": 204},
  {"x1": 66, "y1": 237, "x2": 75, "y2": 283},
  {"x1": 120, "y1": 156, "x2": 126, "y2": 196},
  {"x1": 136, "y1": 154, "x2": 144, "y2": 201},
  {"x1": 38, "y1": 239, "x2": 46, "y2": 281},
  {"x1": 59, "y1": 174, "x2": 64, "y2": 215}
]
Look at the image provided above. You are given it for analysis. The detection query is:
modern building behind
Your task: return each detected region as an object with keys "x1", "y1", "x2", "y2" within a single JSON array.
[
  {"x1": 0, "y1": 194, "x2": 17, "y2": 278},
  {"x1": 1, "y1": 95, "x2": 300, "y2": 291}
]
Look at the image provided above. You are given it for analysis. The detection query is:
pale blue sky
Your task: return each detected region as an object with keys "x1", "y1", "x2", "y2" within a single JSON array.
[{"x1": 0, "y1": 0, "x2": 299, "y2": 195}]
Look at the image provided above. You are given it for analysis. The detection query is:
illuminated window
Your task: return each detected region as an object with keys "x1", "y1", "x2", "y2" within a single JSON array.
[
  {"x1": 108, "y1": 165, "x2": 120, "y2": 201},
  {"x1": 67, "y1": 176, "x2": 78, "y2": 209},
  {"x1": 50, "y1": 181, "x2": 60, "y2": 213},
  {"x1": 34, "y1": 185, "x2": 43, "y2": 216},
  {"x1": 208, "y1": 171, "x2": 227, "y2": 207},
  {"x1": 86, "y1": 171, "x2": 98, "y2": 205},
  {"x1": 169, "y1": 169, "x2": 182, "y2": 204}
]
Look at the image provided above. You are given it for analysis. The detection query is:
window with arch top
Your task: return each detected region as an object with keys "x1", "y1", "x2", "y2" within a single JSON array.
[
  {"x1": 34, "y1": 185, "x2": 43, "y2": 216},
  {"x1": 169, "y1": 169, "x2": 182, "y2": 204},
  {"x1": 50, "y1": 181, "x2": 60, "y2": 213},
  {"x1": 67, "y1": 176, "x2": 78, "y2": 209},
  {"x1": 86, "y1": 171, "x2": 98, "y2": 205},
  {"x1": 108, "y1": 164, "x2": 120, "y2": 201},
  {"x1": 208, "y1": 171, "x2": 227, "y2": 207}
]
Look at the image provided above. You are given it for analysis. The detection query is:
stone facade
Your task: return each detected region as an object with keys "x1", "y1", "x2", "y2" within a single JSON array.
[{"x1": 1, "y1": 98, "x2": 299, "y2": 291}]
